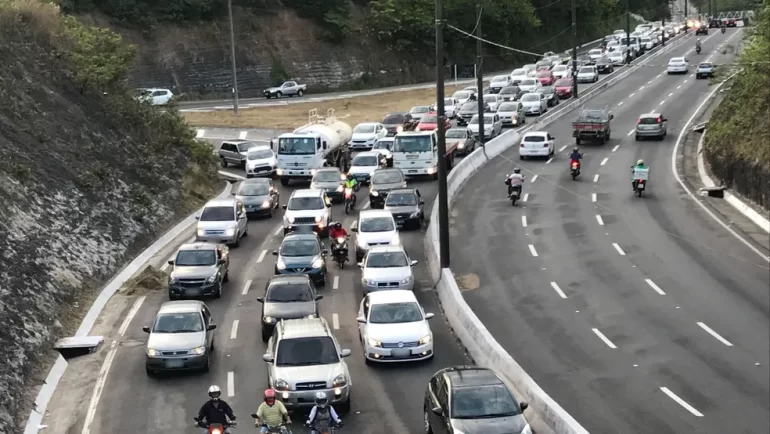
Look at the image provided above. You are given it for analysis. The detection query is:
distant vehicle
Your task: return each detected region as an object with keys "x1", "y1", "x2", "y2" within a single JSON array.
[
  {"x1": 535, "y1": 59, "x2": 552, "y2": 71},
  {"x1": 489, "y1": 75, "x2": 513, "y2": 93},
  {"x1": 576, "y1": 65, "x2": 599, "y2": 83},
  {"x1": 416, "y1": 112, "x2": 451, "y2": 132},
  {"x1": 496, "y1": 101, "x2": 526, "y2": 128},
  {"x1": 519, "y1": 92, "x2": 548, "y2": 116},
  {"x1": 382, "y1": 112, "x2": 418, "y2": 136},
  {"x1": 554, "y1": 78, "x2": 574, "y2": 99},
  {"x1": 244, "y1": 146, "x2": 277, "y2": 178},
  {"x1": 451, "y1": 90, "x2": 474, "y2": 105},
  {"x1": 517, "y1": 78, "x2": 541, "y2": 93},
  {"x1": 136, "y1": 88, "x2": 173, "y2": 106},
  {"x1": 551, "y1": 64, "x2": 571, "y2": 79},
  {"x1": 167, "y1": 242, "x2": 229, "y2": 299},
  {"x1": 348, "y1": 151, "x2": 388, "y2": 184},
  {"x1": 535, "y1": 70, "x2": 555, "y2": 86},
  {"x1": 695, "y1": 23, "x2": 709, "y2": 35},
  {"x1": 393, "y1": 131, "x2": 457, "y2": 179},
  {"x1": 273, "y1": 232, "x2": 328, "y2": 286},
  {"x1": 595, "y1": 57, "x2": 615, "y2": 74},
  {"x1": 457, "y1": 101, "x2": 486, "y2": 126},
  {"x1": 438, "y1": 97, "x2": 460, "y2": 118},
  {"x1": 607, "y1": 49, "x2": 625, "y2": 65},
  {"x1": 257, "y1": 275, "x2": 321, "y2": 342},
  {"x1": 263, "y1": 81, "x2": 306, "y2": 99},
  {"x1": 409, "y1": 105, "x2": 432, "y2": 121},
  {"x1": 667, "y1": 57, "x2": 689, "y2": 74},
  {"x1": 519, "y1": 131, "x2": 555, "y2": 160},
  {"x1": 234, "y1": 177, "x2": 280, "y2": 218},
  {"x1": 696, "y1": 62, "x2": 715, "y2": 79},
  {"x1": 498, "y1": 85, "x2": 522, "y2": 102},
  {"x1": 635, "y1": 112, "x2": 668, "y2": 141},
  {"x1": 479, "y1": 93, "x2": 503, "y2": 111},
  {"x1": 383, "y1": 188, "x2": 425, "y2": 229},
  {"x1": 310, "y1": 167, "x2": 346, "y2": 203},
  {"x1": 588, "y1": 48, "x2": 604, "y2": 60},
  {"x1": 538, "y1": 86, "x2": 559, "y2": 107},
  {"x1": 640, "y1": 36, "x2": 654, "y2": 51},
  {"x1": 445, "y1": 127, "x2": 479, "y2": 156},
  {"x1": 350, "y1": 122, "x2": 387, "y2": 150},
  {"x1": 572, "y1": 108, "x2": 613, "y2": 145},
  {"x1": 509, "y1": 68, "x2": 529, "y2": 84},
  {"x1": 521, "y1": 64, "x2": 537, "y2": 76},
  {"x1": 195, "y1": 198, "x2": 248, "y2": 247}
]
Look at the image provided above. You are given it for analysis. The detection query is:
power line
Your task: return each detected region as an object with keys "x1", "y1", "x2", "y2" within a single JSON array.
[
  {"x1": 446, "y1": 23, "x2": 544, "y2": 57},
  {"x1": 527, "y1": 25, "x2": 572, "y2": 50}
]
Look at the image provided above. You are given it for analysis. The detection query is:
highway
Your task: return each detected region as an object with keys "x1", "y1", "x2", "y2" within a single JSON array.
[{"x1": 449, "y1": 27, "x2": 770, "y2": 434}]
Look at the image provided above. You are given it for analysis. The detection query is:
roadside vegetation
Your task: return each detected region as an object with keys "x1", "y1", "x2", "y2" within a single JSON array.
[{"x1": 703, "y1": 0, "x2": 769, "y2": 209}]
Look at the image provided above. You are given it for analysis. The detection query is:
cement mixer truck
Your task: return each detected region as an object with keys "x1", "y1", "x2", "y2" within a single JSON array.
[{"x1": 275, "y1": 109, "x2": 352, "y2": 187}]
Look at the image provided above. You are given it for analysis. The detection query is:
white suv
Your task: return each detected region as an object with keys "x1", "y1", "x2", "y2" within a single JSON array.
[
  {"x1": 352, "y1": 210, "x2": 400, "y2": 262},
  {"x1": 195, "y1": 198, "x2": 248, "y2": 247},
  {"x1": 282, "y1": 189, "x2": 332, "y2": 237}
]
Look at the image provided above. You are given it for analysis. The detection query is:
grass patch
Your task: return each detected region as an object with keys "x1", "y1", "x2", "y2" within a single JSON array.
[
  {"x1": 182, "y1": 86, "x2": 462, "y2": 129},
  {"x1": 120, "y1": 266, "x2": 168, "y2": 296}
]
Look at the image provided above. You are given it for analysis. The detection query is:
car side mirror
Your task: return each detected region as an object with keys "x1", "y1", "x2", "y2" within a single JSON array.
[
  {"x1": 419, "y1": 199, "x2": 425, "y2": 205},
  {"x1": 425, "y1": 313, "x2": 435, "y2": 319},
  {"x1": 410, "y1": 260, "x2": 418, "y2": 267},
  {"x1": 272, "y1": 250, "x2": 278, "y2": 256},
  {"x1": 340, "y1": 349, "x2": 352, "y2": 358},
  {"x1": 351, "y1": 227, "x2": 358, "y2": 232},
  {"x1": 262, "y1": 353, "x2": 274, "y2": 363},
  {"x1": 167, "y1": 260, "x2": 174, "y2": 265},
  {"x1": 257, "y1": 296, "x2": 264, "y2": 303},
  {"x1": 217, "y1": 259, "x2": 226, "y2": 265},
  {"x1": 142, "y1": 326, "x2": 151, "y2": 333},
  {"x1": 282, "y1": 205, "x2": 287, "y2": 210},
  {"x1": 194, "y1": 215, "x2": 200, "y2": 220},
  {"x1": 520, "y1": 401, "x2": 529, "y2": 411},
  {"x1": 316, "y1": 295, "x2": 324, "y2": 300},
  {"x1": 207, "y1": 324, "x2": 217, "y2": 331},
  {"x1": 356, "y1": 316, "x2": 366, "y2": 323},
  {"x1": 431, "y1": 406, "x2": 443, "y2": 416}
]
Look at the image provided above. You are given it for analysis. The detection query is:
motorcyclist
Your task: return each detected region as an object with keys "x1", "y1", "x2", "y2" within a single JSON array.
[
  {"x1": 506, "y1": 168, "x2": 525, "y2": 197},
  {"x1": 305, "y1": 392, "x2": 343, "y2": 433},
  {"x1": 630, "y1": 159, "x2": 648, "y2": 188},
  {"x1": 197, "y1": 385, "x2": 236, "y2": 433},
  {"x1": 569, "y1": 147, "x2": 584, "y2": 171},
  {"x1": 695, "y1": 38, "x2": 702, "y2": 52},
  {"x1": 255, "y1": 389, "x2": 291, "y2": 432},
  {"x1": 343, "y1": 176, "x2": 358, "y2": 208},
  {"x1": 328, "y1": 222, "x2": 349, "y2": 261}
]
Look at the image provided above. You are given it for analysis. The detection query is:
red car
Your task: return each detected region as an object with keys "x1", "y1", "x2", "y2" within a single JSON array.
[
  {"x1": 416, "y1": 112, "x2": 451, "y2": 131},
  {"x1": 535, "y1": 70, "x2": 555, "y2": 86},
  {"x1": 554, "y1": 78, "x2": 573, "y2": 99}
]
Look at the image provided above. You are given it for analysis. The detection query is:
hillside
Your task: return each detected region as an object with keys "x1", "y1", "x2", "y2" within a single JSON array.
[
  {"x1": 64, "y1": 0, "x2": 670, "y2": 99},
  {"x1": 0, "y1": 1, "x2": 218, "y2": 430}
]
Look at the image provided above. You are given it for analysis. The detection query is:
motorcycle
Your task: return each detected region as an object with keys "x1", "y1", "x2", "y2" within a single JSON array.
[
  {"x1": 306, "y1": 420, "x2": 342, "y2": 434},
  {"x1": 632, "y1": 178, "x2": 646, "y2": 196},
  {"x1": 630, "y1": 165, "x2": 649, "y2": 197},
  {"x1": 331, "y1": 236, "x2": 348, "y2": 268},
  {"x1": 721, "y1": 27, "x2": 726, "y2": 33},
  {"x1": 343, "y1": 186, "x2": 357, "y2": 214},
  {"x1": 193, "y1": 417, "x2": 236, "y2": 434},
  {"x1": 570, "y1": 161, "x2": 581, "y2": 180},
  {"x1": 696, "y1": 45, "x2": 701, "y2": 54},
  {"x1": 250, "y1": 413, "x2": 292, "y2": 433},
  {"x1": 504, "y1": 175, "x2": 522, "y2": 206}
]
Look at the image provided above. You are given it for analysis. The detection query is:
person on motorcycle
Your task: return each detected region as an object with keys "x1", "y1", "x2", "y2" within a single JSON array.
[
  {"x1": 695, "y1": 38, "x2": 702, "y2": 52},
  {"x1": 305, "y1": 392, "x2": 343, "y2": 433},
  {"x1": 569, "y1": 147, "x2": 584, "y2": 171},
  {"x1": 197, "y1": 385, "x2": 236, "y2": 433},
  {"x1": 343, "y1": 176, "x2": 358, "y2": 208},
  {"x1": 506, "y1": 168, "x2": 525, "y2": 197},
  {"x1": 631, "y1": 159, "x2": 648, "y2": 186},
  {"x1": 255, "y1": 389, "x2": 291, "y2": 432},
  {"x1": 328, "y1": 222, "x2": 349, "y2": 261}
]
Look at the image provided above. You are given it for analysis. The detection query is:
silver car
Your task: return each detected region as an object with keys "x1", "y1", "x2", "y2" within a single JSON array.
[
  {"x1": 195, "y1": 198, "x2": 248, "y2": 247},
  {"x1": 519, "y1": 92, "x2": 548, "y2": 116},
  {"x1": 496, "y1": 101, "x2": 526, "y2": 127},
  {"x1": 143, "y1": 301, "x2": 217, "y2": 375},
  {"x1": 635, "y1": 112, "x2": 668, "y2": 140},
  {"x1": 234, "y1": 178, "x2": 280, "y2": 218},
  {"x1": 219, "y1": 139, "x2": 260, "y2": 168},
  {"x1": 310, "y1": 167, "x2": 346, "y2": 203},
  {"x1": 359, "y1": 245, "x2": 418, "y2": 294}
]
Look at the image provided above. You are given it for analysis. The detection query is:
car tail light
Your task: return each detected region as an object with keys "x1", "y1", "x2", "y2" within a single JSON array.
[
  {"x1": 543, "y1": 143, "x2": 549, "y2": 147},
  {"x1": 637, "y1": 118, "x2": 642, "y2": 124},
  {"x1": 520, "y1": 143, "x2": 525, "y2": 147}
]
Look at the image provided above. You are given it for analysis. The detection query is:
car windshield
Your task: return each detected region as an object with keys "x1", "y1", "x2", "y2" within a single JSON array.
[
  {"x1": 492, "y1": 75, "x2": 508, "y2": 82},
  {"x1": 639, "y1": 117, "x2": 661, "y2": 124},
  {"x1": 275, "y1": 337, "x2": 339, "y2": 366},
  {"x1": 313, "y1": 171, "x2": 341, "y2": 182},
  {"x1": 445, "y1": 129, "x2": 467, "y2": 138},
  {"x1": 511, "y1": 69, "x2": 526, "y2": 76},
  {"x1": 452, "y1": 91, "x2": 470, "y2": 99},
  {"x1": 382, "y1": 114, "x2": 404, "y2": 124},
  {"x1": 247, "y1": 149, "x2": 273, "y2": 160},
  {"x1": 579, "y1": 67, "x2": 593, "y2": 73},
  {"x1": 411, "y1": 106, "x2": 429, "y2": 113},
  {"x1": 589, "y1": 49, "x2": 602, "y2": 55},
  {"x1": 175, "y1": 249, "x2": 217, "y2": 266},
  {"x1": 236, "y1": 142, "x2": 257, "y2": 152},
  {"x1": 521, "y1": 94, "x2": 539, "y2": 102},
  {"x1": 520, "y1": 79, "x2": 535, "y2": 86},
  {"x1": 385, "y1": 192, "x2": 418, "y2": 206},
  {"x1": 266, "y1": 283, "x2": 314, "y2": 302},
  {"x1": 354, "y1": 124, "x2": 375, "y2": 133},
  {"x1": 394, "y1": 135, "x2": 431, "y2": 152},
  {"x1": 280, "y1": 239, "x2": 320, "y2": 257},
  {"x1": 451, "y1": 384, "x2": 521, "y2": 419},
  {"x1": 200, "y1": 206, "x2": 234, "y2": 221},
  {"x1": 369, "y1": 302, "x2": 423, "y2": 324},
  {"x1": 366, "y1": 251, "x2": 410, "y2": 268},
  {"x1": 553, "y1": 65, "x2": 566, "y2": 71},
  {"x1": 540, "y1": 86, "x2": 554, "y2": 94},
  {"x1": 153, "y1": 312, "x2": 204, "y2": 333},
  {"x1": 699, "y1": 63, "x2": 713, "y2": 68},
  {"x1": 500, "y1": 87, "x2": 518, "y2": 94},
  {"x1": 352, "y1": 155, "x2": 378, "y2": 166},
  {"x1": 554, "y1": 79, "x2": 571, "y2": 87},
  {"x1": 498, "y1": 103, "x2": 519, "y2": 111},
  {"x1": 372, "y1": 170, "x2": 404, "y2": 184},
  {"x1": 237, "y1": 183, "x2": 269, "y2": 196},
  {"x1": 360, "y1": 217, "x2": 395, "y2": 232},
  {"x1": 524, "y1": 135, "x2": 546, "y2": 142},
  {"x1": 287, "y1": 196, "x2": 325, "y2": 210},
  {"x1": 536, "y1": 71, "x2": 550, "y2": 77},
  {"x1": 421, "y1": 114, "x2": 438, "y2": 123},
  {"x1": 373, "y1": 140, "x2": 392, "y2": 150},
  {"x1": 278, "y1": 137, "x2": 315, "y2": 155}
]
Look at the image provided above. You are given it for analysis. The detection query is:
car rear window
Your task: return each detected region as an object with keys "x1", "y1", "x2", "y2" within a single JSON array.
[
  {"x1": 382, "y1": 114, "x2": 404, "y2": 124},
  {"x1": 524, "y1": 135, "x2": 546, "y2": 142},
  {"x1": 266, "y1": 283, "x2": 313, "y2": 302},
  {"x1": 639, "y1": 117, "x2": 661, "y2": 124}
]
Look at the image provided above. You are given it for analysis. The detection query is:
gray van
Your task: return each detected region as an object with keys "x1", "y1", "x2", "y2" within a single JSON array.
[{"x1": 219, "y1": 140, "x2": 261, "y2": 168}]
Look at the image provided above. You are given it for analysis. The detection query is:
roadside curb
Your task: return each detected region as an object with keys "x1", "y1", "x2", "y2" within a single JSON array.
[{"x1": 23, "y1": 183, "x2": 234, "y2": 434}]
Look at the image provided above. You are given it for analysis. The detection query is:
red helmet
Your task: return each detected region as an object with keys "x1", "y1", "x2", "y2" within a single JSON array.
[{"x1": 264, "y1": 389, "x2": 276, "y2": 405}]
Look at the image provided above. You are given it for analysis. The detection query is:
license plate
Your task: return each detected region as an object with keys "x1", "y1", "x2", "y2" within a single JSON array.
[
  {"x1": 391, "y1": 349, "x2": 411, "y2": 358},
  {"x1": 165, "y1": 360, "x2": 184, "y2": 368},
  {"x1": 408, "y1": 170, "x2": 418, "y2": 173},
  {"x1": 246, "y1": 206, "x2": 255, "y2": 210}
]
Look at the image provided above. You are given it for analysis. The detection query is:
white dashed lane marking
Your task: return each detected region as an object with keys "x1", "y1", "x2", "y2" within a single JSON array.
[
  {"x1": 230, "y1": 320, "x2": 239, "y2": 339},
  {"x1": 550, "y1": 282, "x2": 567, "y2": 299},
  {"x1": 593, "y1": 174, "x2": 600, "y2": 183},
  {"x1": 528, "y1": 244, "x2": 538, "y2": 257},
  {"x1": 645, "y1": 279, "x2": 666, "y2": 295},
  {"x1": 591, "y1": 193, "x2": 597, "y2": 202},
  {"x1": 660, "y1": 387, "x2": 704, "y2": 417},
  {"x1": 612, "y1": 145, "x2": 619, "y2": 152},
  {"x1": 600, "y1": 157, "x2": 609, "y2": 166},
  {"x1": 612, "y1": 243, "x2": 626, "y2": 256},
  {"x1": 596, "y1": 215, "x2": 604, "y2": 225},
  {"x1": 522, "y1": 216, "x2": 528, "y2": 227},
  {"x1": 256, "y1": 250, "x2": 267, "y2": 263},
  {"x1": 697, "y1": 322, "x2": 734, "y2": 347},
  {"x1": 592, "y1": 328, "x2": 618, "y2": 349},
  {"x1": 241, "y1": 279, "x2": 252, "y2": 295}
]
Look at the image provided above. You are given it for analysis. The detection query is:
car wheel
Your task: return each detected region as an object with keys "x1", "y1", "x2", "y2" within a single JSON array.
[
  {"x1": 635, "y1": 135, "x2": 641, "y2": 141},
  {"x1": 233, "y1": 235, "x2": 240, "y2": 248},
  {"x1": 145, "y1": 366, "x2": 156, "y2": 377},
  {"x1": 210, "y1": 337, "x2": 216, "y2": 352},
  {"x1": 261, "y1": 328, "x2": 271, "y2": 343},
  {"x1": 520, "y1": 155, "x2": 525, "y2": 160},
  {"x1": 276, "y1": 91, "x2": 283, "y2": 98},
  {"x1": 213, "y1": 286, "x2": 221, "y2": 299},
  {"x1": 201, "y1": 357, "x2": 210, "y2": 373},
  {"x1": 424, "y1": 409, "x2": 434, "y2": 434},
  {"x1": 298, "y1": 89, "x2": 304, "y2": 97},
  {"x1": 220, "y1": 159, "x2": 228, "y2": 168}
]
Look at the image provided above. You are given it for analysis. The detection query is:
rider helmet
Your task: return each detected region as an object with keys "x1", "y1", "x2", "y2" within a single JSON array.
[
  {"x1": 263, "y1": 388, "x2": 276, "y2": 405},
  {"x1": 513, "y1": 168, "x2": 521, "y2": 174},
  {"x1": 315, "y1": 391, "x2": 328, "y2": 408},
  {"x1": 573, "y1": 147, "x2": 579, "y2": 153},
  {"x1": 208, "y1": 385, "x2": 222, "y2": 401},
  {"x1": 637, "y1": 159, "x2": 644, "y2": 166},
  {"x1": 334, "y1": 222, "x2": 342, "y2": 230}
]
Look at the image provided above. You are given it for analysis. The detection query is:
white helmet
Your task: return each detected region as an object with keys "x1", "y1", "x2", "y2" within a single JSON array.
[
  {"x1": 208, "y1": 385, "x2": 222, "y2": 400},
  {"x1": 314, "y1": 391, "x2": 328, "y2": 408}
]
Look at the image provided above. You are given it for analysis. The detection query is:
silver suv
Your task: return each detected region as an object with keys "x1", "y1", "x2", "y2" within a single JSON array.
[
  {"x1": 219, "y1": 140, "x2": 261, "y2": 168},
  {"x1": 262, "y1": 318, "x2": 352, "y2": 412},
  {"x1": 282, "y1": 189, "x2": 332, "y2": 237},
  {"x1": 195, "y1": 198, "x2": 248, "y2": 247}
]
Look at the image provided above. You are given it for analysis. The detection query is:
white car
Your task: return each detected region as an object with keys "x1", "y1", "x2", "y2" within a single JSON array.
[
  {"x1": 438, "y1": 97, "x2": 460, "y2": 118},
  {"x1": 353, "y1": 210, "x2": 400, "y2": 262},
  {"x1": 245, "y1": 146, "x2": 277, "y2": 178},
  {"x1": 489, "y1": 75, "x2": 513, "y2": 92},
  {"x1": 576, "y1": 65, "x2": 599, "y2": 83},
  {"x1": 350, "y1": 122, "x2": 387, "y2": 150},
  {"x1": 588, "y1": 48, "x2": 604, "y2": 60},
  {"x1": 409, "y1": 106, "x2": 431, "y2": 121},
  {"x1": 522, "y1": 64, "x2": 537, "y2": 76},
  {"x1": 136, "y1": 88, "x2": 173, "y2": 105},
  {"x1": 517, "y1": 78, "x2": 541, "y2": 93},
  {"x1": 551, "y1": 65, "x2": 571, "y2": 79},
  {"x1": 667, "y1": 57, "x2": 689, "y2": 74},
  {"x1": 519, "y1": 92, "x2": 547, "y2": 116},
  {"x1": 509, "y1": 68, "x2": 529, "y2": 84},
  {"x1": 467, "y1": 114, "x2": 503, "y2": 139},
  {"x1": 282, "y1": 189, "x2": 332, "y2": 236},
  {"x1": 371, "y1": 137, "x2": 394, "y2": 160},
  {"x1": 518, "y1": 131, "x2": 555, "y2": 160},
  {"x1": 640, "y1": 36, "x2": 654, "y2": 51},
  {"x1": 480, "y1": 93, "x2": 502, "y2": 111},
  {"x1": 607, "y1": 39, "x2": 620, "y2": 51},
  {"x1": 357, "y1": 289, "x2": 434, "y2": 363},
  {"x1": 348, "y1": 151, "x2": 387, "y2": 184},
  {"x1": 196, "y1": 198, "x2": 248, "y2": 246},
  {"x1": 358, "y1": 246, "x2": 417, "y2": 294},
  {"x1": 451, "y1": 90, "x2": 474, "y2": 105},
  {"x1": 607, "y1": 50, "x2": 624, "y2": 65}
]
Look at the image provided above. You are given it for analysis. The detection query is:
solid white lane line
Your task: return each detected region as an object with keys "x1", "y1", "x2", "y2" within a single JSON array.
[
  {"x1": 639, "y1": 86, "x2": 645, "y2": 90},
  {"x1": 660, "y1": 387, "x2": 704, "y2": 417},
  {"x1": 528, "y1": 244, "x2": 538, "y2": 257},
  {"x1": 522, "y1": 193, "x2": 529, "y2": 202},
  {"x1": 697, "y1": 322, "x2": 734, "y2": 346},
  {"x1": 81, "y1": 341, "x2": 118, "y2": 434},
  {"x1": 333, "y1": 275, "x2": 340, "y2": 290},
  {"x1": 118, "y1": 296, "x2": 146, "y2": 336},
  {"x1": 660, "y1": 100, "x2": 665, "y2": 105},
  {"x1": 256, "y1": 250, "x2": 267, "y2": 263},
  {"x1": 546, "y1": 158, "x2": 553, "y2": 164},
  {"x1": 629, "y1": 92, "x2": 636, "y2": 98},
  {"x1": 522, "y1": 216, "x2": 528, "y2": 227},
  {"x1": 593, "y1": 174, "x2": 599, "y2": 183},
  {"x1": 332, "y1": 313, "x2": 340, "y2": 330},
  {"x1": 230, "y1": 320, "x2": 239, "y2": 339},
  {"x1": 531, "y1": 175, "x2": 538, "y2": 182},
  {"x1": 645, "y1": 279, "x2": 666, "y2": 295},
  {"x1": 596, "y1": 215, "x2": 604, "y2": 225},
  {"x1": 559, "y1": 145, "x2": 567, "y2": 152},
  {"x1": 591, "y1": 193, "x2": 597, "y2": 202},
  {"x1": 627, "y1": 130, "x2": 635, "y2": 136},
  {"x1": 611, "y1": 145, "x2": 619, "y2": 152},
  {"x1": 550, "y1": 282, "x2": 567, "y2": 299},
  {"x1": 273, "y1": 225, "x2": 283, "y2": 236},
  {"x1": 363, "y1": 201, "x2": 370, "y2": 209},
  {"x1": 600, "y1": 157, "x2": 609, "y2": 166},
  {"x1": 241, "y1": 279, "x2": 252, "y2": 295},
  {"x1": 612, "y1": 243, "x2": 626, "y2": 256},
  {"x1": 227, "y1": 372, "x2": 235, "y2": 397},
  {"x1": 592, "y1": 328, "x2": 618, "y2": 349},
  {"x1": 617, "y1": 101, "x2": 624, "y2": 106}
]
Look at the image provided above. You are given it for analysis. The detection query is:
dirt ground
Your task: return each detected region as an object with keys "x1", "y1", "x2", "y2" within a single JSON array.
[{"x1": 183, "y1": 86, "x2": 462, "y2": 129}]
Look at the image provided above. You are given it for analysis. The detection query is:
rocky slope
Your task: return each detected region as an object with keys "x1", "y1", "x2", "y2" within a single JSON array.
[{"x1": 0, "y1": 1, "x2": 218, "y2": 430}]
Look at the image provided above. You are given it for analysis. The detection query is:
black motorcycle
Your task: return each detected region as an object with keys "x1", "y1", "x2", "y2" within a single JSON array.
[
  {"x1": 504, "y1": 176, "x2": 523, "y2": 206},
  {"x1": 331, "y1": 236, "x2": 349, "y2": 268},
  {"x1": 343, "y1": 184, "x2": 359, "y2": 214},
  {"x1": 696, "y1": 45, "x2": 701, "y2": 54},
  {"x1": 721, "y1": 27, "x2": 726, "y2": 33}
]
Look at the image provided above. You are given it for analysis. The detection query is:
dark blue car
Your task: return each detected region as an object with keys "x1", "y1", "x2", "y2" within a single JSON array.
[{"x1": 272, "y1": 233, "x2": 328, "y2": 286}]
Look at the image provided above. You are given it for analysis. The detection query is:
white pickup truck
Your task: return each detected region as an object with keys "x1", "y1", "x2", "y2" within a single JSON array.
[{"x1": 263, "y1": 81, "x2": 307, "y2": 99}]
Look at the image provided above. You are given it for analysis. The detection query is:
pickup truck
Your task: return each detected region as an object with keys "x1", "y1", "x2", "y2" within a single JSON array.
[
  {"x1": 263, "y1": 81, "x2": 306, "y2": 99},
  {"x1": 572, "y1": 108, "x2": 613, "y2": 144}
]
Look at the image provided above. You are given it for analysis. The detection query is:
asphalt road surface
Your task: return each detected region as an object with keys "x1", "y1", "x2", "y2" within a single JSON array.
[{"x1": 449, "y1": 28, "x2": 770, "y2": 434}]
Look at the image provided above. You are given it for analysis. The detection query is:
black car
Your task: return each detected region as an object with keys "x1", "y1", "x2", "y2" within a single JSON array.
[
  {"x1": 424, "y1": 366, "x2": 531, "y2": 434},
  {"x1": 538, "y1": 86, "x2": 559, "y2": 107},
  {"x1": 382, "y1": 112, "x2": 418, "y2": 136},
  {"x1": 498, "y1": 85, "x2": 522, "y2": 102},
  {"x1": 695, "y1": 24, "x2": 708, "y2": 35},
  {"x1": 383, "y1": 188, "x2": 424, "y2": 229},
  {"x1": 595, "y1": 57, "x2": 615, "y2": 74},
  {"x1": 457, "y1": 101, "x2": 487, "y2": 126},
  {"x1": 234, "y1": 178, "x2": 280, "y2": 218},
  {"x1": 257, "y1": 275, "x2": 322, "y2": 342},
  {"x1": 273, "y1": 233, "x2": 328, "y2": 286},
  {"x1": 368, "y1": 168, "x2": 407, "y2": 208}
]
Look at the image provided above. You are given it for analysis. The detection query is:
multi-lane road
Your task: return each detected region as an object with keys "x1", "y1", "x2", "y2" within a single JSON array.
[{"x1": 450, "y1": 28, "x2": 770, "y2": 434}]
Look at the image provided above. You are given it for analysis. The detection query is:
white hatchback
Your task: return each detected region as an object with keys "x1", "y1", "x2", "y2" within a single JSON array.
[
  {"x1": 667, "y1": 57, "x2": 689, "y2": 74},
  {"x1": 519, "y1": 131, "x2": 555, "y2": 160},
  {"x1": 245, "y1": 146, "x2": 277, "y2": 178},
  {"x1": 577, "y1": 65, "x2": 599, "y2": 83},
  {"x1": 352, "y1": 210, "x2": 400, "y2": 262}
]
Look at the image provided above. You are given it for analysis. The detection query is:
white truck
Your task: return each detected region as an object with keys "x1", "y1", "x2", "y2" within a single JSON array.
[
  {"x1": 392, "y1": 131, "x2": 458, "y2": 180},
  {"x1": 275, "y1": 109, "x2": 352, "y2": 186}
]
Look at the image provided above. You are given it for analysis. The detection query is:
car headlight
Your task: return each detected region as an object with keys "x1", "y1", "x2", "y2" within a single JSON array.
[
  {"x1": 261, "y1": 200, "x2": 271, "y2": 208},
  {"x1": 397, "y1": 126, "x2": 403, "y2": 132},
  {"x1": 277, "y1": 258, "x2": 287, "y2": 270},
  {"x1": 190, "y1": 346, "x2": 206, "y2": 355},
  {"x1": 169, "y1": 276, "x2": 178, "y2": 284},
  {"x1": 314, "y1": 215, "x2": 323, "y2": 223},
  {"x1": 370, "y1": 190, "x2": 379, "y2": 196},
  {"x1": 362, "y1": 278, "x2": 376, "y2": 286},
  {"x1": 206, "y1": 275, "x2": 217, "y2": 283},
  {"x1": 286, "y1": 216, "x2": 295, "y2": 223},
  {"x1": 263, "y1": 316, "x2": 275, "y2": 323},
  {"x1": 333, "y1": 374, "x2": 347, "y2": 387},
  {"x1": 197, "y1": 228, "x2": 205, "y2": 236},
  {"x1": 400, "y1": 276, "x2": 413, "y2": 285},
  {"x1": 146, "y1": 348, "x2": 160, "y2": 357},
  {"x1": 276, "y1": 168, "x2": 284, "y2": 175},
  {"x1": 274, "y1": 379, "x2": 289, "y2": 391},
  {"x1": 225, "y1": 227, "x2": 235, "y2": 236},
  {"x1": 521, "y1": 424, "x2": 533, "y2": 434},
  {"x1": 409, "y1": 211, "x2": 420, "y2": 218},
  {"x1": 368, "y1": 338, "x2": 382, "y2": 347},
  {"x1": 311, "y1": 257, "x2": 324, "y2": 269},
  {"x1": 419, "y1": 334, "x2": 432, "y2": 345},
  {"x1": 310, "y1": 169, "x2": 317, "y2": 175},
  {"x1": 426, "y1": 167, "x2": 436, "y2": 175},
  {"x1": 458, "y1": 143, "x2": 465, "y2": 148}
]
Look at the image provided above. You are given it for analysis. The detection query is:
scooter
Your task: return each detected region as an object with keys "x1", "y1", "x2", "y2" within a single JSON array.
[
  {"x1": 306, "y1": 420, "x2": 343, "y2": 434},
  {"x1": 251, "y1": 413, "x2": 292, "y2": 433},
  {"x1": 632, "y1": 178, "x2": 646, "y2": 196},
  {"x1": 570, "y1": 161, "x2": 581, "y2": 180},
  {"x1": 331, "y1": 236, "x2": 349, "y2": 268},
  {"x1": 194, "y1": 417, "x2": 236, "y2": 434},
  {"x1": 721, "y1": 26, "x2": 726, "y2": 34}
]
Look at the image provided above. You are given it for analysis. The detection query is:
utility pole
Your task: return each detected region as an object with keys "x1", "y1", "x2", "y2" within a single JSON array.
[
  {"x1": 435, "y1": 0, "x2": 450, "y2": 269},
  {"x1": 228, "y1": 0, "x2": 240, "y2": 115},
  {"x1": 662, "y1": 17, "x2": 666, "y2": 46},
  {"x1": 571, "y1": 0, "x2": 578, "y2": 98},
  {"x1": 684, "y1": 0, "x2": 689, "y2": 32},
  {"x1": 475, "y1": 4, "x2": 485, "y2": 151},
  {"x1": 625, "y1": 0, "x2": 631, "y2": 65}
]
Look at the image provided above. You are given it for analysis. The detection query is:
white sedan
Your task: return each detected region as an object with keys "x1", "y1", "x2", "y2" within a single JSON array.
[
  {"x1": 588, "y1": 48, "x2": 604, "y2": 60},
  {"x1": 509, "y1": 68, "x2": 529, "y2": 84},
  {"x1": 519, "y1": 93, "x2": 547, "y2": 116},
  {"x1": 576, "y1": 65, "x2": 599, "y2": 83},
  {"x1": 357, "y1": 289, "x2": 434, "y2": 363},
  {"x1": 667, "y1": 57, "x2": 689, "y2": 74},
  {"x1": 607, "y1": 50, "x2": 624, "y2": 65},
  {"x1": 518, "y1": 131, "x2": 555, "y2": 160},
  {"x1": 551, "y1": 65, "x2": 571, "y2": 79}
]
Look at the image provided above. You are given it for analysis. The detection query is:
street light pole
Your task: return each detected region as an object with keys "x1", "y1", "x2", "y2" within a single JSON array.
[
  {"x1": 571, "y1": 0, "x2": 578, "y2": 98},
  {"x1": 475, "y1": 4, "x2": 485, "y2": 149},
  {"x1": 625, "y1": 0, "x2": 631, "y2": 65},
  {"x1": 228, "y1": 0, "x2": 240, "y2": 115},
  {"x1": 435, "y1": 0, "x2": 450, "y2": 268}
]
